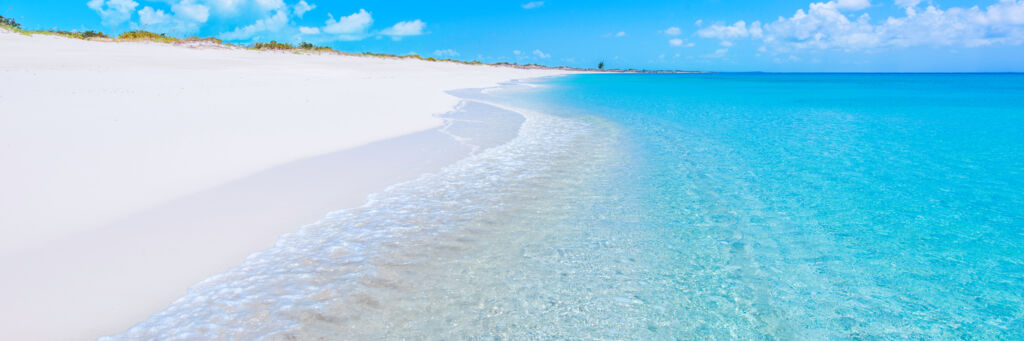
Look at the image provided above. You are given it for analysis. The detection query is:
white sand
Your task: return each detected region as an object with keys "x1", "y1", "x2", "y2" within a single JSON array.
[{"x1": 0, "y1": 31, "x2": 567, "y2": 340}]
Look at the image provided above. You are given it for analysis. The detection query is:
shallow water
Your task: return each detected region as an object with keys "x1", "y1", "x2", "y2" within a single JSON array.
[{"x1": 110, "y1": 74, "x2": 1024, "y2": 339}]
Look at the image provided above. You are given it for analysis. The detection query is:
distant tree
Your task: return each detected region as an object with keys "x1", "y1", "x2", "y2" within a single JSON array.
[
  {"x1": 0, "y1": 15, "x2": 21, "y2": 29},
  {"x1": 80, "y1": 30, "x2": 108, "y2": 38},
  {"x1": 598, "y1": 61, "x2": 605, "y2": 70}
]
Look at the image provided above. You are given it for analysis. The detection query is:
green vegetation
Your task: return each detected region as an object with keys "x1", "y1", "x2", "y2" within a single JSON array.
[
  {"x1": 598, "y1": 61, "x2": 605, "y2": 69},
  {"x1": 183, "y1": 36, "x2": 223, "y2": 44},
  {"x1": 118, "y1": 30, "x2": 179, "y2": 42},
  {"x1": 251, "y1": 40, "x2": 293, "y2": 50},
  {"x1": 49, "y1": 30, "x2": 109, "y2": 39},
  {"x1": 297, "y1": 42, "x2": 337, "y2": 52},
  {"x1": 2, "y1": 14, "x2": 602, "y2": 71},
  {"x1": 361, "y1": 51, "x2": 398, "y2": 58},
  {"x1": 0, "y1": 15, "x2": 21, "y2": 30},
  {"x1": 2, "y1": 15, "x2": 108, "y2": 39}
]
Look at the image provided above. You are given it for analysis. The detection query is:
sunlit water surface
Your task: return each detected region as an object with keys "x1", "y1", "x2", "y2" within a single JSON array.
[{"x1": 110, "y1": 74, "x2": 1024, "y2": 339}]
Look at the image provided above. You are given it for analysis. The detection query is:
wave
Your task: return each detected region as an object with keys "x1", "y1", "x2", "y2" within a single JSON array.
[{"x1": 104, "y1": 85, "x2": 602, "y2": 340}]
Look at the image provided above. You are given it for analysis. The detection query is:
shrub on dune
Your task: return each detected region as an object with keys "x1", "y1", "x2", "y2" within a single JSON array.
[
  {"x1": 1, "y1": 15, "x2": 24, "y2": 33},
  {"x1": 297, "y1": 42, "x2": 337, "y2": 53},
  {"x1": 118, "y1": 30, "x2": 178, "y2": 42},
  {"x1": 48, "y1": 30, "x2": 109, "y2": 39},
  {"x1": 251, "y1": 40, "x2": 294, "y2": 50},
  {"x1": 0, "y1": 12, "x2": 561, "y2": 70},
  {"x1": 183, "y1": 36, "x2": 223, "y2": 44}
]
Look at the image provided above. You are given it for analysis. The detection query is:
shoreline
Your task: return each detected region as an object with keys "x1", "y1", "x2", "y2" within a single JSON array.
[
  {"x1": 107, "y1": 83, "x2": 601, "y2": 339},
  {"x1": 0, "y1": 26, "x2": 700, "y2": 74},
  {"x1": 0, "y1": 31, "x2": 568, "y2": 340}
]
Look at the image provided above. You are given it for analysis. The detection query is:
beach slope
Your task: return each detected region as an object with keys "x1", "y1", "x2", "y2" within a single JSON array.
[{"x1": 0, "y1": 31, "x2": 565, "y2": 340}]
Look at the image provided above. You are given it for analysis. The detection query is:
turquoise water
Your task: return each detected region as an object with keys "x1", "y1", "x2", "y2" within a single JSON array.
[
  {"x1": 489, "y1": 73, "x2": 1024, "y2": 338},
  {"x1": 111, "y1": 74, "x2": 1024, "y2": 339}
]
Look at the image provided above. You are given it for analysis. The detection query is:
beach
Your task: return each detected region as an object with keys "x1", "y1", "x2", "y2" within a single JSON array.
[
  {"x1": 3, "y1": 28, "x2": 1024, "y2": 341},
  {"x1": 0, "y1": 31, "x2": 567, "y2": 340}
]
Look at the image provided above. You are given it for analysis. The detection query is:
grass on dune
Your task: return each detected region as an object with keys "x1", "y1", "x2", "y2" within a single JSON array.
[
  {"x1": 1, "y1": 15, "x2": 570, "y2": 70},
  {"x1": 118, "y1": 30, "x2": 179, "y2": 42}
]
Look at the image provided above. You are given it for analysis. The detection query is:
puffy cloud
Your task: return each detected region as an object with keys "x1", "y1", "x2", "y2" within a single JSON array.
[
  {"x1": 172, "y1": 0, "x2": 210, "y2": 23},
  {"x1": 434, "y1": 49, "x2": 460, "y2": 57},
  {"x1": 894, "y1": 0, "x2": 921, "y2": 8},
  {"x1": 664, "y1": 26, "x2": 681, "y2": 35},
  {"x1": 219, "y1": 9, "x2": 288, "y2": 40},
  {"x1": 138, "y1": 6, "x2": 172, "y2": 26},
  {"x1": 835, "y1": 0, "x2": 870, "y2": 11},
  {"x1": 697, "y1": 20, "x2": 762, "y2": 40},
  {"x1": 86, "y1": 0, "x2": 429, "y2": 43},
  {"x1": 204, "y1": 0, "x2": 246, "y2": 15},
  {"x1": 293, "y1": 0, "x2": 315, "y2": 18},
  {"x1": 254, "y1": 0, "x2": 285, "y2": 11},
  {"x1": 522, "y1": 1, "x2": 544, "y2": 9},
  {"x1": 669, "y1": 38, "x2": 695, "y2": 47},
  {"x1": 132, "y1": 1, "x2": 208, "y2": 34},
  {"x1": 615, "y1": 31, "x2": 626, "y2": 37},
  {"x1": 696, "y1": 0, "x2": 1024, "y2": 52},
  {"x1": 533, "y1": 49, "x2": 550, "y2": 58},
  {"x1": 381, "y1": 19, "x2": 426, "y2": 40},
  {"x1": 985, "y1": 0, "x2": 1024, "y2": 25},
  {"x1": 323, "y1": 9, "x2": 373, "y2": 36},
  {"x1": 87, "y1": 0, "x2": 139, "y2": 26},
  {"x1": 111, "y1": 0, "x2": 206, "y2": 34},
  {"x1": 709, "y1": 48, "x2": 729, "y2": 58}
]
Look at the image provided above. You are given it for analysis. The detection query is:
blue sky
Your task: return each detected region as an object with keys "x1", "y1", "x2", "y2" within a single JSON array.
[{"x1": 2, "y1": 0, "x2": 1023, "y2": 71}]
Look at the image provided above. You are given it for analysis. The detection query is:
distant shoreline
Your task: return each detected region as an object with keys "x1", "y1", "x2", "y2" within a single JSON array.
[{"x1": 0, "y1": 20, "x2": 700, "y2": 74}]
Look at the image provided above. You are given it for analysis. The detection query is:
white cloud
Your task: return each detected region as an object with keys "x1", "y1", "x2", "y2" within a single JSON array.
[
  {"x1": 697, "y1": 20, "x2": 762, "y2": 40},
  {"x1": 254, "y1": 0, "x2": 285, "y2": 11},
  {"x1": 696, "y1": 0, "x2": 1024, "y2": 52},
  {"x1": 172, "y1": 0, "x2": 209, "y2": 23},
  {"x1": 133, "y1": 1, "x2": 208, "y2": 34},
  {"x1": 219, "y1": 9, "x2": 288, "y2": 40},
  {"x1": 894, "y1": 0, "x2": 921, "y2": 8},
  {"x1": 522, "y1": 1, "x2": 544, "y2": 9},
  {"x1": 669, "y1": 38, "x2": 695, "y2": 47},
  {"x1": 205, "y1": 0, "x2": 246, "y2": 15},
  {"x1": 87, "y1": 0, "x2": 139, "y2": 26},
  {"x1": 381, "y1": 19, "x2": 426, "y2": 40},
  {"x1": 513, "y1": 50, "x2": 522, "y2": 55},
  {"x1": 86, "y1": 0, "x2": 436, "y2": 43},
  {"x1": 664, "y1": 26, "x2": 681, "y2": 35},
  {"x1": 615, "y1": 31, "x2": 627, "y2": 37},
  {"x1": 434, "y1": 49, "x2": 459, "y2": 57},
  {"x1": 708, "y1": 48, "x2": 729, "y2": 58},
  {"x1": 533, "y1": 49, "x2": 550, "y2": 58},
  {"x1": 293, "y1": 0, "x2": 315, "y2": 18},
  {"x1": 982, "y1": 0, "x2": 1024, "y2": 25},
  {"x1": 835, "y1": 0, "x2": 870, "y2": 11},
  {"x1": 138, "y1": 6, "x2": 172, "y2": 26},
  {"x1": 323, "y1": 9, "x2": 373, "y2": 39}
]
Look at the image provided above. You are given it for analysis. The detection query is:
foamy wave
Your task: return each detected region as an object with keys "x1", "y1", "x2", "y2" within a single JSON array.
[{"x1": 103, "y1": 90, "x2": 591, "y2": 340}]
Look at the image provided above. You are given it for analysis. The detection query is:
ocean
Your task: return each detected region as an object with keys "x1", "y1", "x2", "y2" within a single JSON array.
[{"x1": 110, "y1": 73, "x2": 1024, "y2": 339}]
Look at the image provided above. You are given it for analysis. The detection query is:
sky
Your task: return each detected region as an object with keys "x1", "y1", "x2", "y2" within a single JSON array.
[{"x1": 2, "y1": 0, "x2": 1024, "y2": 72}]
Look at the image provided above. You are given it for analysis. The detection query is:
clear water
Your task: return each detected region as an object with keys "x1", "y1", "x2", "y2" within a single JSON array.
[{"x1": 110, "y1": 74, "x2": 1024, "y2": 339}]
